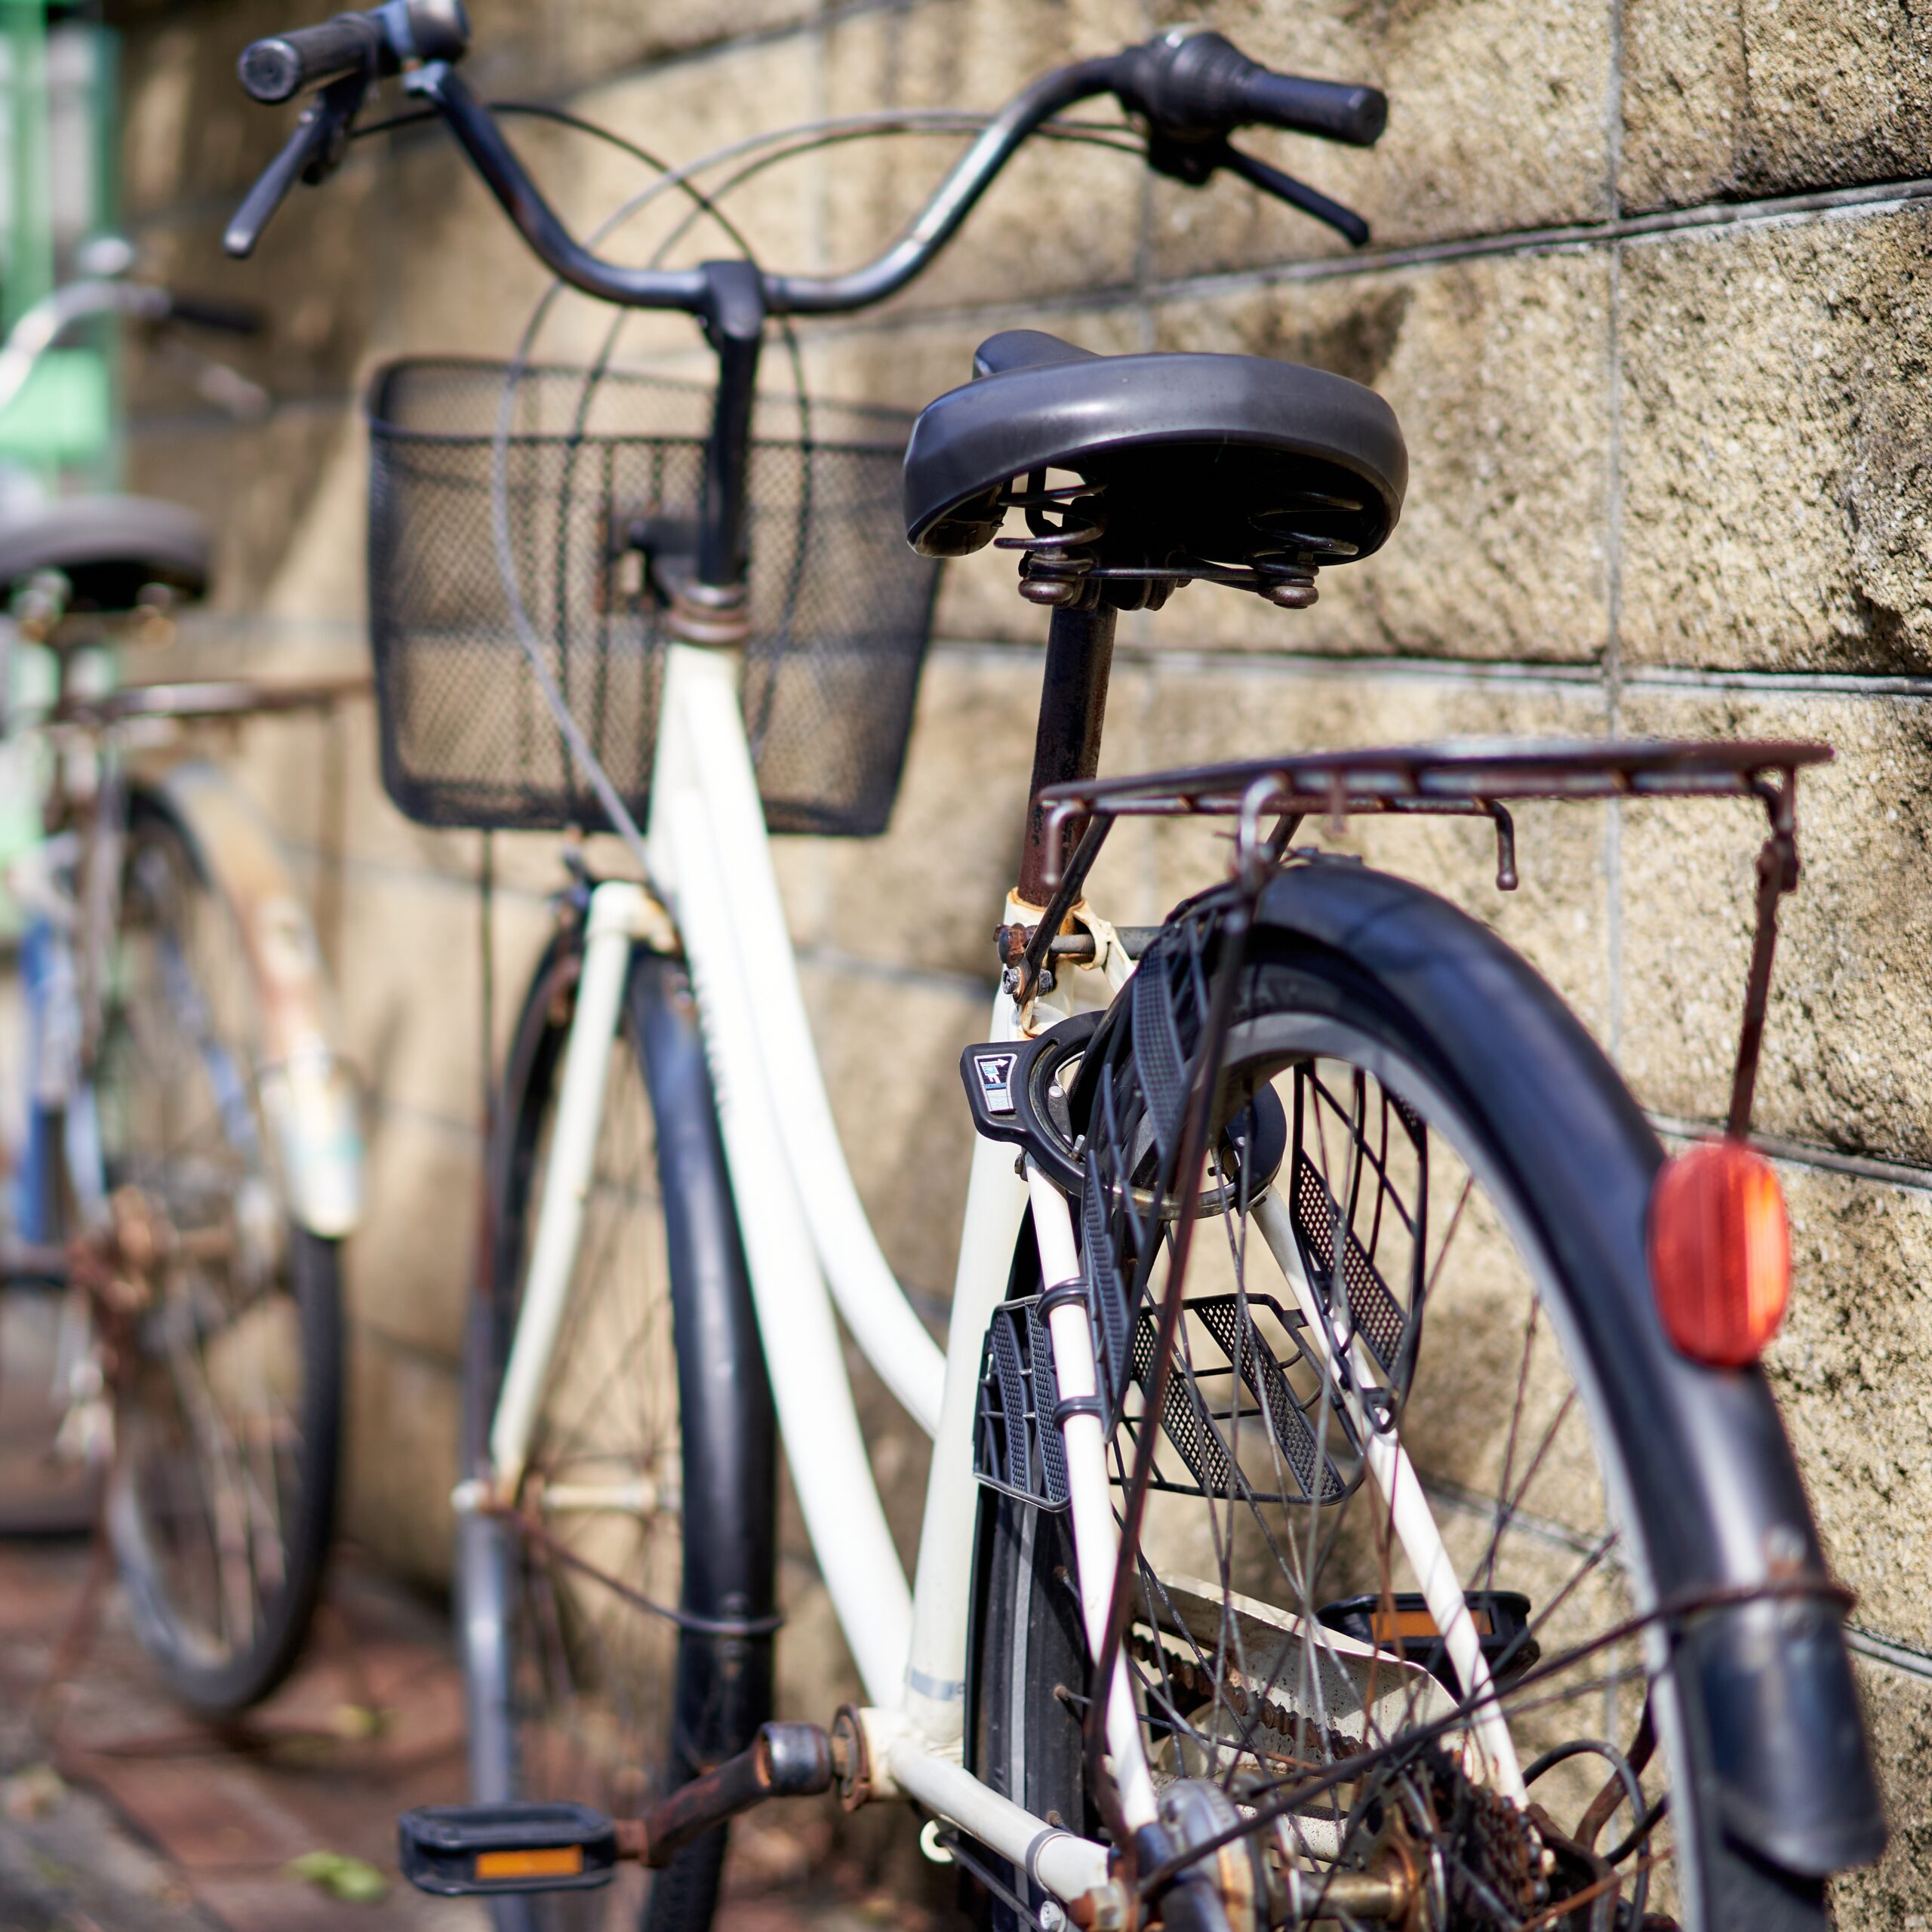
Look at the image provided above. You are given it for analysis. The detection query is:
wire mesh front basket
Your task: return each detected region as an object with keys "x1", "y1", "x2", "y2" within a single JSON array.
[{"x1": 366, "y1": 358, "x2": 942, "y2": 837}]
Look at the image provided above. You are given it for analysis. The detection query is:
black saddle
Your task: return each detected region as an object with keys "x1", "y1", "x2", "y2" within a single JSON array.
[
  {"x1": 0, "y1": 495, "x2": 210, "y2": 614},
  {"x1": 903, "y1": 330, "x2": 1405, "y2": 607}
]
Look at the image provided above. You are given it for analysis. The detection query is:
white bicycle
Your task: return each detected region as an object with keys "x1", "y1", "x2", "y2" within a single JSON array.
[
  {"x1": 226, "y1": 8, "x2": 1882, "y2": 1930},
  {"x1": 0, "y1": 263, "x2": 362, "y2": 1714}
]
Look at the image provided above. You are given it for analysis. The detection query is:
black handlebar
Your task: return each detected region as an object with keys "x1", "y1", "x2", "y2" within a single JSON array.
[
  {"x1": 221, "y1": 11, "x2": 1388, "y2": 617},
  {"x1": 408, "y1": 57, "x2": 1127, "y2": 317},
  {"x1": 225, "y1": 14, "x2": 1385, "y2": 290}
]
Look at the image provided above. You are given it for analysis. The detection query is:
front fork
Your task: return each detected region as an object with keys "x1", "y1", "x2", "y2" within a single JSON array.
[
  {"x1": 479, "y1": 880, "x2": 673, "y2": 1500},
  {"x1": 14, "y1": 841, "x2": 108, "y2": 1246},
  {"x1": 13, "y1": 883, "x2": 109, "y2": 1465}
]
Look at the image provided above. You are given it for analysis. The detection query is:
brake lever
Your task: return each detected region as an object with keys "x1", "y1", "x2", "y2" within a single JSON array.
[
  {"x1": 223, "y1": 72, "x2": 368, "y2": 259},
  {"x1": 149, "y1": 334, "x2": 272, "y2": 422},
  {"x1": 1223, "y1": 143, "x2": 1369, "y2": 248},
  {"x1": 1145, "y1": 128, "x2": 1370, "y2": 249}
]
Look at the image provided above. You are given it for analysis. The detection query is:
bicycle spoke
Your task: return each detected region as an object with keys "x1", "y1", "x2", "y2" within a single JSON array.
[
  {"x1": 1043, "y1": 960, "x2": 1687, "y2": 1930},
  {"x1": 163, "y1": 1329, "x2": 260, "y2": 1648},
  {"x1": 85, "y1": 816, "x2": 331, "y2": 1701},
  {"x1": 483, "y1": 994, "x2": 692, "y2": 1932}
]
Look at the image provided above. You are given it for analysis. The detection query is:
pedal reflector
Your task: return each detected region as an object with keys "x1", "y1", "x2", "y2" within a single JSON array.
[
  {"x1": 1318, "y1": 1590, "x2": 1539, "y2": 1693},
  {"x1": 475, "y1": 1847, "x2": 586, "y2": 1881},
  {"x1": 399, "y1": 1801, "x2": 616, "y2": 1896}
]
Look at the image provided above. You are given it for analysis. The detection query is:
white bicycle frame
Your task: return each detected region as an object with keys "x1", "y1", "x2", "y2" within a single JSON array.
[
  {"x1": 9, "y1": 754, "x2": 364, "y2": 1246},
  {"x1": 475, "y1": 638, "x2": 1523, "y2": 1906}
]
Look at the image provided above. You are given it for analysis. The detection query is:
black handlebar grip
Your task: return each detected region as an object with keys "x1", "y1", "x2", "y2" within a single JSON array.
[
  {"x1": 1239, "y1": 69, "x2": 1387, "y2": 148},
  {"x1": 1126, "y1": 29, "x2": 1387, "y2": 148},
  {"x1": 236, "y1": 13, "x2": 383, "y2": 104},
  {"x1": 162, "y1": 294, "x2": 268, "y2": 336}
]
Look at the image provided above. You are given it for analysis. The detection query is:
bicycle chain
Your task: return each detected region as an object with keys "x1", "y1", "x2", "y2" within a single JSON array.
[
  {"x1": 1130, "y1": 1626, "x2": 1359, "y2": 1769},
  {"x1": 1133, "y1": 1626, "x2": 1566, "y2": 1928}
]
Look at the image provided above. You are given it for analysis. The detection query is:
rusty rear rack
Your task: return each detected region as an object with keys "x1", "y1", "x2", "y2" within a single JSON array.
[
  {"x1": 46, "y1": 674, "x2": 373, "y2": 731},
  {"x1": 1026, "y1": 737, "x2": 1834, "y2": 1138},
  {"x1": 1038, "y1": 737, "x2": 1832, "y2": 891}
]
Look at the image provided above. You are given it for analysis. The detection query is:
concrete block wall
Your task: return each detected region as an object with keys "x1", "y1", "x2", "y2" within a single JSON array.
[{"x1": 111, "y1": 0, "x2": 1932, "y2": 1914}]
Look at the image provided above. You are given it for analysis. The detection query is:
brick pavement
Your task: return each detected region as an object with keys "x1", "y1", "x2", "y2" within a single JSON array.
[
  {"x1": 0, "y1": 1535, "x2": 941, "y2": 1932},
  {"x1": 0, "y1": 1306, "x2": 959, "y2": 1932}
]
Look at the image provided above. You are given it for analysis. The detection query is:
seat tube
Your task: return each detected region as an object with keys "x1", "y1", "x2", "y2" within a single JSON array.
[{"x1": 1016, "y1": 602, "x2": 1116, "y2": 908}]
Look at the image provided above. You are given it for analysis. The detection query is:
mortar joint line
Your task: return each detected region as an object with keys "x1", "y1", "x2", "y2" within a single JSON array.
[
  {"x1": 766, "y1": 173, "x2": 1932, "y2": 355},
  {"x1": 940, "y1": 635, "x2": 1932, "y2": 700},
  {"x1": 1844, "y1": 1624, "x2": 1932, "y2": 1684},
  {"x1": 1603, "y1": 0, "x2": 1626, "y2": 1054},
  {"x1": 1604, "y1": 0, "x2": 1626, "y2": 220}
]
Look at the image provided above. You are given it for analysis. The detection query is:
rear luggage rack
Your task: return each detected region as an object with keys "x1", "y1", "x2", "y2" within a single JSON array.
[
  {"x1": 1038, "y1": 736, "x2": 1829, "y2": 893},
  {"x1": 1025, "y1": 737, "x2": 1832, "y2": 1142}
]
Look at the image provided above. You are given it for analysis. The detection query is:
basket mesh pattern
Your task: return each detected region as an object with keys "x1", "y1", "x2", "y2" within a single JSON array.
[{"x1": 366, "y1": 358, "x2": 941, "y2": 836}]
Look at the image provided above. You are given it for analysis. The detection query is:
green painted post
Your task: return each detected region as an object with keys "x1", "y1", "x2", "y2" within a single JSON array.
[
  {"x1": 0, "y1": 3, "x2": 122, "y2": 486},
  {"x1": 0, "y1": 0, "x2": 52, "y2": 331},
  {"x1": 91, "y1": 22, "x2": 119, "y2": 487}
]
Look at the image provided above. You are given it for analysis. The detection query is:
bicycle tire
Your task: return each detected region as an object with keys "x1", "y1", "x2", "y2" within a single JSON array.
[
  {"x1": 971, "y1": 862, "x2": 1867, "y2": 1932},
  {"x1": 460, "y1": 928, "x2": 777, "y2": 1932},
  {"x1": 94, "y1": 798, "x2": 343, "y2": 1715}
]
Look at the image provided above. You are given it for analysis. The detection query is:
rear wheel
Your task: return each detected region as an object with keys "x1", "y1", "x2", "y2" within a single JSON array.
[
  {"x1": 461, "y1": 933, "x2": 777, "y2": 1932},
  {"x1": 972, "y1": 900, "x2": 1834, "y2": 1932},
  {"x1": 93, "y1": 801, "x2": 342, "y2": 1715}
]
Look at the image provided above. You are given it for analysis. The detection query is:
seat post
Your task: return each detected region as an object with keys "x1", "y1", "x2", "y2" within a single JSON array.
[{"x1": 1016, "y1": 602, "x2": 1115, "y2": 908}]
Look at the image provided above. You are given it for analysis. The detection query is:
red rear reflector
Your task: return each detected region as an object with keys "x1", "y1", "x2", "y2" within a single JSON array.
[{"x1": 1648, "y1": 1139, "x2": 1790, "y2": 1366}]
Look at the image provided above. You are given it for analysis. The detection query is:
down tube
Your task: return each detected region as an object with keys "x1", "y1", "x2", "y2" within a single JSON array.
[
  {"x1": 653, "y1": 644, "x2": 945, "y2": 1435},
  {"x1": 649, "y1": 702, "x2": 912, "y2": 1706}
]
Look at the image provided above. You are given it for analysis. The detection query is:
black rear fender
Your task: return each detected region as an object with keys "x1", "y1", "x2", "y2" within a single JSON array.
[{"x1": 1250, "y1": 860, "x2": 1883, "y2": 1881}]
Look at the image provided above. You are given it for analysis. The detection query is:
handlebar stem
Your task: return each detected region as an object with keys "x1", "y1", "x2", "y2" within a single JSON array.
[{"x1": 696, "y1": 260, "x2": 765, "y2": 595}]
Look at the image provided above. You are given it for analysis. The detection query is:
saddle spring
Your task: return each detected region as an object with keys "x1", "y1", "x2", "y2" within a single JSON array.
[
  {"x1": 992, "y1": 473, "x2": 1367, "y2": 614},
  {"x1": 993, "y1": 472, "x2": 1122, "y2": 610},
  {"x1": 1245, "y1": 497, "x2": 1363, "y2": 610}
]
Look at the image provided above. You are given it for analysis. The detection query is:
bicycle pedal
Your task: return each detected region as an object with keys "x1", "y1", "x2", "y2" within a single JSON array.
[
  {"x1": 398, "y1": 1801, "x2": 624, "y2": 1896},
  {"x1": 1317, "y1": 1589, "x2": 1540, "y2": 1692},
  {"x1": 398, "y1": 1724, "x2": 833, "y2": 1897}
]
